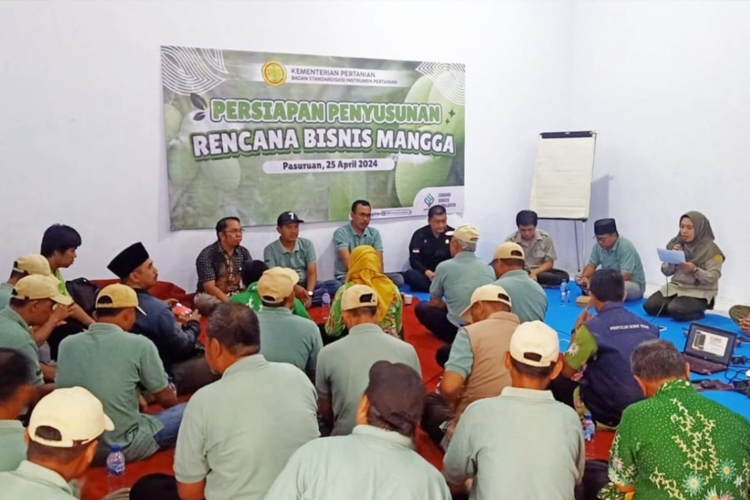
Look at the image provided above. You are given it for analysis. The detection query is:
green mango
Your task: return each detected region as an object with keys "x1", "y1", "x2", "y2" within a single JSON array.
[
  {"x1": 428, "y1": 71, "x2": 465, "y2": 144},
  {"x1": 394, "y1": 153, "x2": 453, "y2": 206},
  {"x1": 164, "y1": 103, "x2": 182, "y2": 142}
]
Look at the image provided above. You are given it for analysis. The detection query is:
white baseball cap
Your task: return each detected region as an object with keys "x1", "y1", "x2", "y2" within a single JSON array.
[
  {"x1": 459, "y1": 284, "x2": 512, "y2": 324},
  {"x1": 29, "y1": 387, "x2": 114, "y2": 447},
  {"x1": 509, "y1": 321, "x2": 559, "y2": 368},
  {"x1": 342, "y1": 284, "x2": 378, "y2": 311}
]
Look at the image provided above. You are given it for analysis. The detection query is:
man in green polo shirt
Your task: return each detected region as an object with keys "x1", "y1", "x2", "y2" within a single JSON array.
[
  {"x1": 600, "y1": 340, "x2": 750, "y2": 500},
  {"x1": 256, "y1": 267, "x2": 321, "y2": 380},
  {"x1": 578, "y1": 218, "x2": 646, "y2": 302},
  {"x1": 175, "y1": 302, "x2": 319, "y2": 500},
  {"x1": 492, "y1": 242, "x2": 548, "y2": 323},
  {"x1": 266, "y1": 361, "x2": 451, "y2": 500},
  {"x1": 231, "y1": 260, "x2": 311, "y2": 320},
  {"x1": 0, "y1": 387, "x2": 114, "y2": 500},
  {"x1": 56, "y1": 284, "x2": 185, "y2": 464},
  {"x1": 0, "y1": 348, "x2": 35, "y2": 472},
  {"x1": 0, "y1": 275, "x2": 71, "y2": 389},
  {"x1": 316, "y1": 285, "x2": 421, "y2": 436}
]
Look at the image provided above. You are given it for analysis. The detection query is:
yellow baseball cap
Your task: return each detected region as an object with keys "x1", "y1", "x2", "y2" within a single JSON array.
[
  {"x1": 29, "y1": 387, "x2": 114, "y2": 447},
  {"x1": 446, "y1": 224, "x2": 480, "y2": 243},
  {"x1": 460, "y1": 284, "x2": 512, "y2": 324},
  {"x1": 258, "y1": 267, "x2": 299, "y2": 305},
  {"x1": 493, "y1": 242, "x2": 526, "y2": 261},
  {"x1": 12, "y1": 275, "x2": 72, "y2": 306},
  {"x1": 342, "y1": 284, "x2": 379, "y2": 311},
  {"x1": 13, "y1": 254, "x2": 51, "y2": 276},
  {"x1": 95, "y1": 284, "x2": 145, "y2": 314},
  {"x1": 510, "y1": 321, "x2": 559, "y2": 368}
]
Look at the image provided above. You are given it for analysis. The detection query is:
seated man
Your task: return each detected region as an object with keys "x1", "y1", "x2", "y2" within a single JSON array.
[
  {"x1": 316, "y1": 285, "x2": 421, "y2": 436},
  {"x1": 56, "y1": 284, "x2": 185, "y2": 464},
  {"x1": 505, "y1": 210, "x2": 569, "y2": 287},
  {"x1": 492, "y1": 242, "x2": 548, "y2": 323},
  {"x1": 558, "y1": 269, "x2": 659, "y2": 427},
  {"x1": 333, "y1": 199, "x2": 404, "y2": 287},
  {"x1": 175, "y1": 303, "x2": 319, "y2": 500},
  {"x1": 0, "y1": 254, "x2": 52, "y2": 309},
  {"x1": 266, "y1": 361, "x2": 451, "y2": 500},
  {"x1": 404, "y1": 205, "x2": 453, "y2": 293},
  {"x1": 444, "y1": 321, "x2": 584, "y2": 499},
  {"x1": 0, "y1": 387, "x2": 113, "y2": 500},
  {"x1": 231, "y1": 260, "x2": 311, "y2": 319},
  {"x1": 256, "y1": 267, "x2": 322, "y2": 380},
  {"x1": 108, "y1": 242, "x2": 217, "y2": 395},
  {"x1": 0, "y1": 275, "x2": 71, "y2": 390},
  {"x1": 264, "y1": 211, "x2": 340, "y2": 307},
  {"x1": 422, "y1": 285, "x2": 519, "y2": 448},
  {"x1": 600, "y1": 340, "x2": 750, "y2": 500},
  {"x1": 194, "y1": 217, "x2": 252, "y2": 315},
  {"x1": 0, "y1": 348, "x2": 35, "y2": 472},
  {"x1": 415, "y1": 225, "x2": 495, "y2": 344},
  {"x1": 577, "y1": 218, "x2": 646, "y2": 302}
]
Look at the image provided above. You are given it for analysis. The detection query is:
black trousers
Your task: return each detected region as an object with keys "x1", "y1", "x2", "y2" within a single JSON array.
[
  {"x1": 403, "y1": 269, "x2": 432, "y2": 292},
  {"x1": 643, "y1": 292, "x2": 708, "y2": 322},
  {"x1": 415, "y1": 302, "x2": 458, "y2": 343},
  {"x1": 537, "y1": 268, "x2": 571, "y2": 288},
  {"x1": 422, "y1": 393, "x2": 451, "y2": 447}
]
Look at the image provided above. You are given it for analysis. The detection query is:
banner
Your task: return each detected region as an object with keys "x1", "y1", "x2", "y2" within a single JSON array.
[{"x1": 162, "y1": 46, "x2": 465, "y2": 230}]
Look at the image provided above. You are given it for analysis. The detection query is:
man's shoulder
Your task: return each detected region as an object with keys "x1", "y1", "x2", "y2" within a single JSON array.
[
  {"x1": 263, "y1": 239, "x2": 281, "y2": 253},
  {"x1": 238, "y1": 245, "x2": 251, "y2": 257},
  {"x1": 616, "y1": 237, "x2": 638, "y2": 251},
  {"x1": 412, "y1": 225, "x2": 430, "y2": 238},
  {"x1": 333, "y1": 224, "x2": 350, "y2": 237},
  {"x1": 505, "y1": 231, "x2": 520, "y2": 242}
]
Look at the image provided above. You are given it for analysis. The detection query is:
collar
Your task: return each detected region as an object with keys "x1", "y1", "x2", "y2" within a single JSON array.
[
  {"x1": 598, "y1": 302, "x2": 625, "y2": 314},
  {"x1": 453, "y1": 251, "x2": 477, "y2": 261},
  {"x1": 655, "y1": 378, "x2": 693, "y2": 396},
  {"x1": 277, "y1": 238, "x2": 301, "y2": 254},
  {"x1": 348, "y1": 323, "x2": 386, "y2": 336},
  {"x1": 11, "y1": 461, "x2": 73, "y2": 495},
  {"x1": 501, "y1": 386, "x2": 555, "y2": 401},
  {"x1": 259, "y1": 306, "x2": 292, "y2": 316},
  {"x1": 222, "y1": 354, "x2": 268, "y2": 379},
  {"x1": 86, "y1": 322, "x2": 126, "y2": 335},
  {"x1": 0, "y1": 419, "x2": 24, "y2": 431},
  {"x1": 213, "y1": 240, "x2": 236, "y2": 257},
  {"x1": 349, "y1": 222, "x2": 371, "y2": 237},
  {"x1": 603, "y1": 237, "x2": 621, "y2": 253},
  {"x1": 501, "y1": 269, "x2": 528, "y2": 279},
  {"x1": 0, "y1": 282, "x2": 13, "y2": 290},
  {"x1": 352, "y1": 425, "x2": 414, "y2": 449},
  {"x1": 423, "y1": 225, "x2": 451, "y2": 239},
  {"x1": 486, "y1": 311, "x2": 520, "y2": 324},
  {"x1": 133, "y1": 287, "x2": 152, "y2": 297},
  {"x1": 0, "y1": 307, "x2": 31, "y2": 331}
]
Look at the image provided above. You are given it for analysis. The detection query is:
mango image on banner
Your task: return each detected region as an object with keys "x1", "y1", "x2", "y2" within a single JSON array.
[
  {"x1": 395, "y1": 153, "x2": 452, "y2": 207},
  {"x1": 164, "y1": 103, "x2": 183, "y2": 142},
  {"x1": 428, "y1": 71, "x2": 465, "y2": 144}
]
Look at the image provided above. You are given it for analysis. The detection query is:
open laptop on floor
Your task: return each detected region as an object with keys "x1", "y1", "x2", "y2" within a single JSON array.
[{"x1": 683, "y1": 323, "x2": 737, "y2": 375}]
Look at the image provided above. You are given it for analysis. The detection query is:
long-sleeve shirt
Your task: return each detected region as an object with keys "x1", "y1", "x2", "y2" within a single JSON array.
[{"x1": 408, "y1": 225, "x2": 454, "y2": 273}]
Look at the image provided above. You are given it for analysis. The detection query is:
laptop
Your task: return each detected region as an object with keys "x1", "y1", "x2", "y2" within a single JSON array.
[{"x1": 683, "y1": 323, "x2": 737, "y2": 375}]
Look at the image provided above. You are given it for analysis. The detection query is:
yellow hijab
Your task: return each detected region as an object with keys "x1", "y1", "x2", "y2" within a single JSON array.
[{"x1": 346, "y1": 245, "x2": 393, "y2": 322}]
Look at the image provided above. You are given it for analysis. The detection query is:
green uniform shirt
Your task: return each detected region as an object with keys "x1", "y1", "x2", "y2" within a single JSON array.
[
  {"x1": 316, "y1": 323, "x2": 421, "y2": 436},
  {"x1": 263, "y1": 238, "x2": 317, "y2": 285},
  {"x1": 175, "y1": 355, "x2": 319, "y2": 500},
  {"x1": 325, "y1": 281, "x2": 403, "y2": 339},
  {"x1": 257, "y1": 307, "x2": 322, "y2": 378},
  {"x1": 431, "y1": 252, "x2": 496, "y2": 327},
  {"x1": 230, "y1": 282, "x2": 311, "y2": 320},
  {"x1": 589, "y1": 237, "x2": 646, "y2": 290},
  {"x1": 0, "y1": 420, "x2": 26, "y2": 473},
  {"x1": 506, "y1": 229, "x2": 558, "y2": 269},
  {"x1": 563, "y1": 326, "x2": 598, "y2": 371},
  {"x1": 0, "y1": 460, "x2": 76, "y2": 499},
  {"x1": 55, "y1": 323, "x2": 168, "y2": 463},
  {"x1": 53, "y1": 269, "x2": 69, "y2": 297},
  {"x1": 0, "y1": 282, "x2": 13, "y2": 309},
  {"x1": 494, "y1": 270, "x2": 548, "y2": 323},
  {"x1": 601, "y1": 379, "x2": 750, "y2": 500},
  {"x1": 333, "y1": 223, "x2": 383, "y2": 280},
  {"x1": 264, "y1": 424, "x2": 452, "y2": 500},
  {"x1": 0, "y1": 307, "x2": 43, "y2": 386}
]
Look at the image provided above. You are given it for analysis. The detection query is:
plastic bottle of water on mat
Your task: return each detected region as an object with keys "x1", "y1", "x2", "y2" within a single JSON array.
[
  {"x1": 322, "y1": 292, "x2": 331, "y2": 319},
  {"x1": 560, "y1": 279, "x2": 570, "y2": 306},
  {"x1": 106, "y1": 443, "x2": 126, "y2": 492},
  {"x1": 582, "y1": 413, "x2": 596, "y2": 441}
]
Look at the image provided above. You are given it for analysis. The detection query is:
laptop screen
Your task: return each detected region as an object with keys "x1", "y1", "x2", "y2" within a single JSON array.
[{"x1": 684, "y1": 323, "x2": 736, "y2": 365}]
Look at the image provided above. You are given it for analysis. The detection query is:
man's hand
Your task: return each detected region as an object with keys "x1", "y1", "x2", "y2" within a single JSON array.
[
  {"x1": 577, "y1": 276, "x2": 590, "y2": 288},
  {"x1": 678, "y1": 262, "x2": 698, "y2": 273},
  {"x1": 574, "y1": 306, "x2": 593, "y2": 331},
  {"x1": 164, "y1": 298, "x2": 179, "y2": 307},
  {"x1": 672, "y1": 243, "x2": 682, "y2": 251},
  {"x1": 529, "y1": 273, "x2": 539, "y2": 282},
  {"x1": 180, "y1": 309, "x2": 202, "y2": 324},
  {"x1": 50, "y1": 304, "x2": 72, "y2": 326},
  {"x1": 138, "y1": 395, "x2": 149, "y2": 413},
  {"x1": 740, "y1": 315, "x2": 750, "y2": 335},
  {"x1": 294, "y1": 284, "x2": 312, "y2": 308},
  {"x1": 425, "y1": 270, "x2": 435, "y2": 280}
]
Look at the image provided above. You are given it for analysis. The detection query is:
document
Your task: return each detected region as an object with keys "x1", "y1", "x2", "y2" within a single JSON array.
[{"x1": 657, "y1": 248, "x2": 686, "y2": 264}]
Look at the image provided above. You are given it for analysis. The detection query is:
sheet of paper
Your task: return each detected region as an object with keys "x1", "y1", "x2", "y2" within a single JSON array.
[{"x1": 657, "y1": 248, "x2": 686, "y2": 264}]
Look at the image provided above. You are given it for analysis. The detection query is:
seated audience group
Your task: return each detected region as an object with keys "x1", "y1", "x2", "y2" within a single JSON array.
[{"x1": 1, "y1": 203, "x2": 749, "y2": 500}]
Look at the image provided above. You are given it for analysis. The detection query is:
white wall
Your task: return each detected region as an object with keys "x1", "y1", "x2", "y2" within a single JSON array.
[
  {"x1": 568, "y1": 0, "x2": 750, "y2": 305},
  {"x1": 0, "y1": 0, "x2": 571, "y2": 291}
]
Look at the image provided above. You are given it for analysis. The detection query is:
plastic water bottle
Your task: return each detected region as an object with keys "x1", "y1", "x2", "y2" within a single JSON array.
[
  {"x1": 106, "y1": 444, "x2": 126, "y2": 492},
  {"x1": 322, "y1": 292, "x2": 331, "y2": 319},
  {"x1": 582, "y1": 413, "x2": 596, "y2": 441},
  {"x1": 560, "y1": 279, "x2": 570, "y2": 306},
  {"x1": 168, "y1": 376, "x2": 177, "y2": 396}
]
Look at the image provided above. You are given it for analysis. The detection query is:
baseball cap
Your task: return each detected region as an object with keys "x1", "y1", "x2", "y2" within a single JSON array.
[
  {"x1": 364, "y1": 361, "x2": 425, "y2": 436},
  {"x1": 108, "y1": 242, "x2": 150, "y2": 279},
  {"x1": 258, "y1": 267, "x2": 299, "y2": 304},
  {"x1": 446, "y1": 224, "x2": 480, "y2": 243},
  {"x1": 13, "y1": 254, "x2": 51, "y2": 277},
  {"x1": 493, "y1": 242, "x2": 525, "y2": 261},
  {"x1": 510, "y1": 321, "x2": 559, "y2": 368},
  {"x1": 12, "y1": 275, "x2": 73, "y2": 306},
  {"x1": 459, "y1": 284, "x2": 512, "y2": 324},
  {"x1": 95, "y1": 284, "x2": 145, "y2": 314},
  {"x1": 29, "y1": 387, "x2": 114, "y2": 447},
  {"x1": 277, "y1": 211, "x2": 305, "y2": 226},
  {"x1": 341, "y1": 284, "x2": 378, "y2": 311}
]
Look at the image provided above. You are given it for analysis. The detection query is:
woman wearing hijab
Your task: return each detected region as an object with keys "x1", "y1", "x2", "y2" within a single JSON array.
[
  {"x1": 643, "y1": 211, "x2": 725, "y2": 321},
  {"x1": 325, "y1": 245, "x2": 403, "y2": 339}
]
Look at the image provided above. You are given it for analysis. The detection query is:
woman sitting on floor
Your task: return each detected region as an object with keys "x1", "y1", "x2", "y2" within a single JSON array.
[
  {"x1": 325, "y1": 245, "x2": 403, "y2": 339},
  {"x1": 643, "y1": 211, "x2": 725, "y2": 322}
]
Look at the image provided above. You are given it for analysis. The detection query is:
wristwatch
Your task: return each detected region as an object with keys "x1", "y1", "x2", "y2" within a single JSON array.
[{"x1": 308, "y1": 291, "x2": 314, "y2": 296}]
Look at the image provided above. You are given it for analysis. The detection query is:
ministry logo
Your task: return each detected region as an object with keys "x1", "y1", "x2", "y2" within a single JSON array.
[{"x1": 424, "y1": 193, "x2": 435, "y2": 207}]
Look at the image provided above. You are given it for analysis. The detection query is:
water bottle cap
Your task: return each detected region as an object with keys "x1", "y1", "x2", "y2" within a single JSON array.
[
  {"x1": 583, "y1": 413, "x2": 592, "y2": 419},
  {"x1": 111, "y1": 444, "x2": 121, "y2": 452}
]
